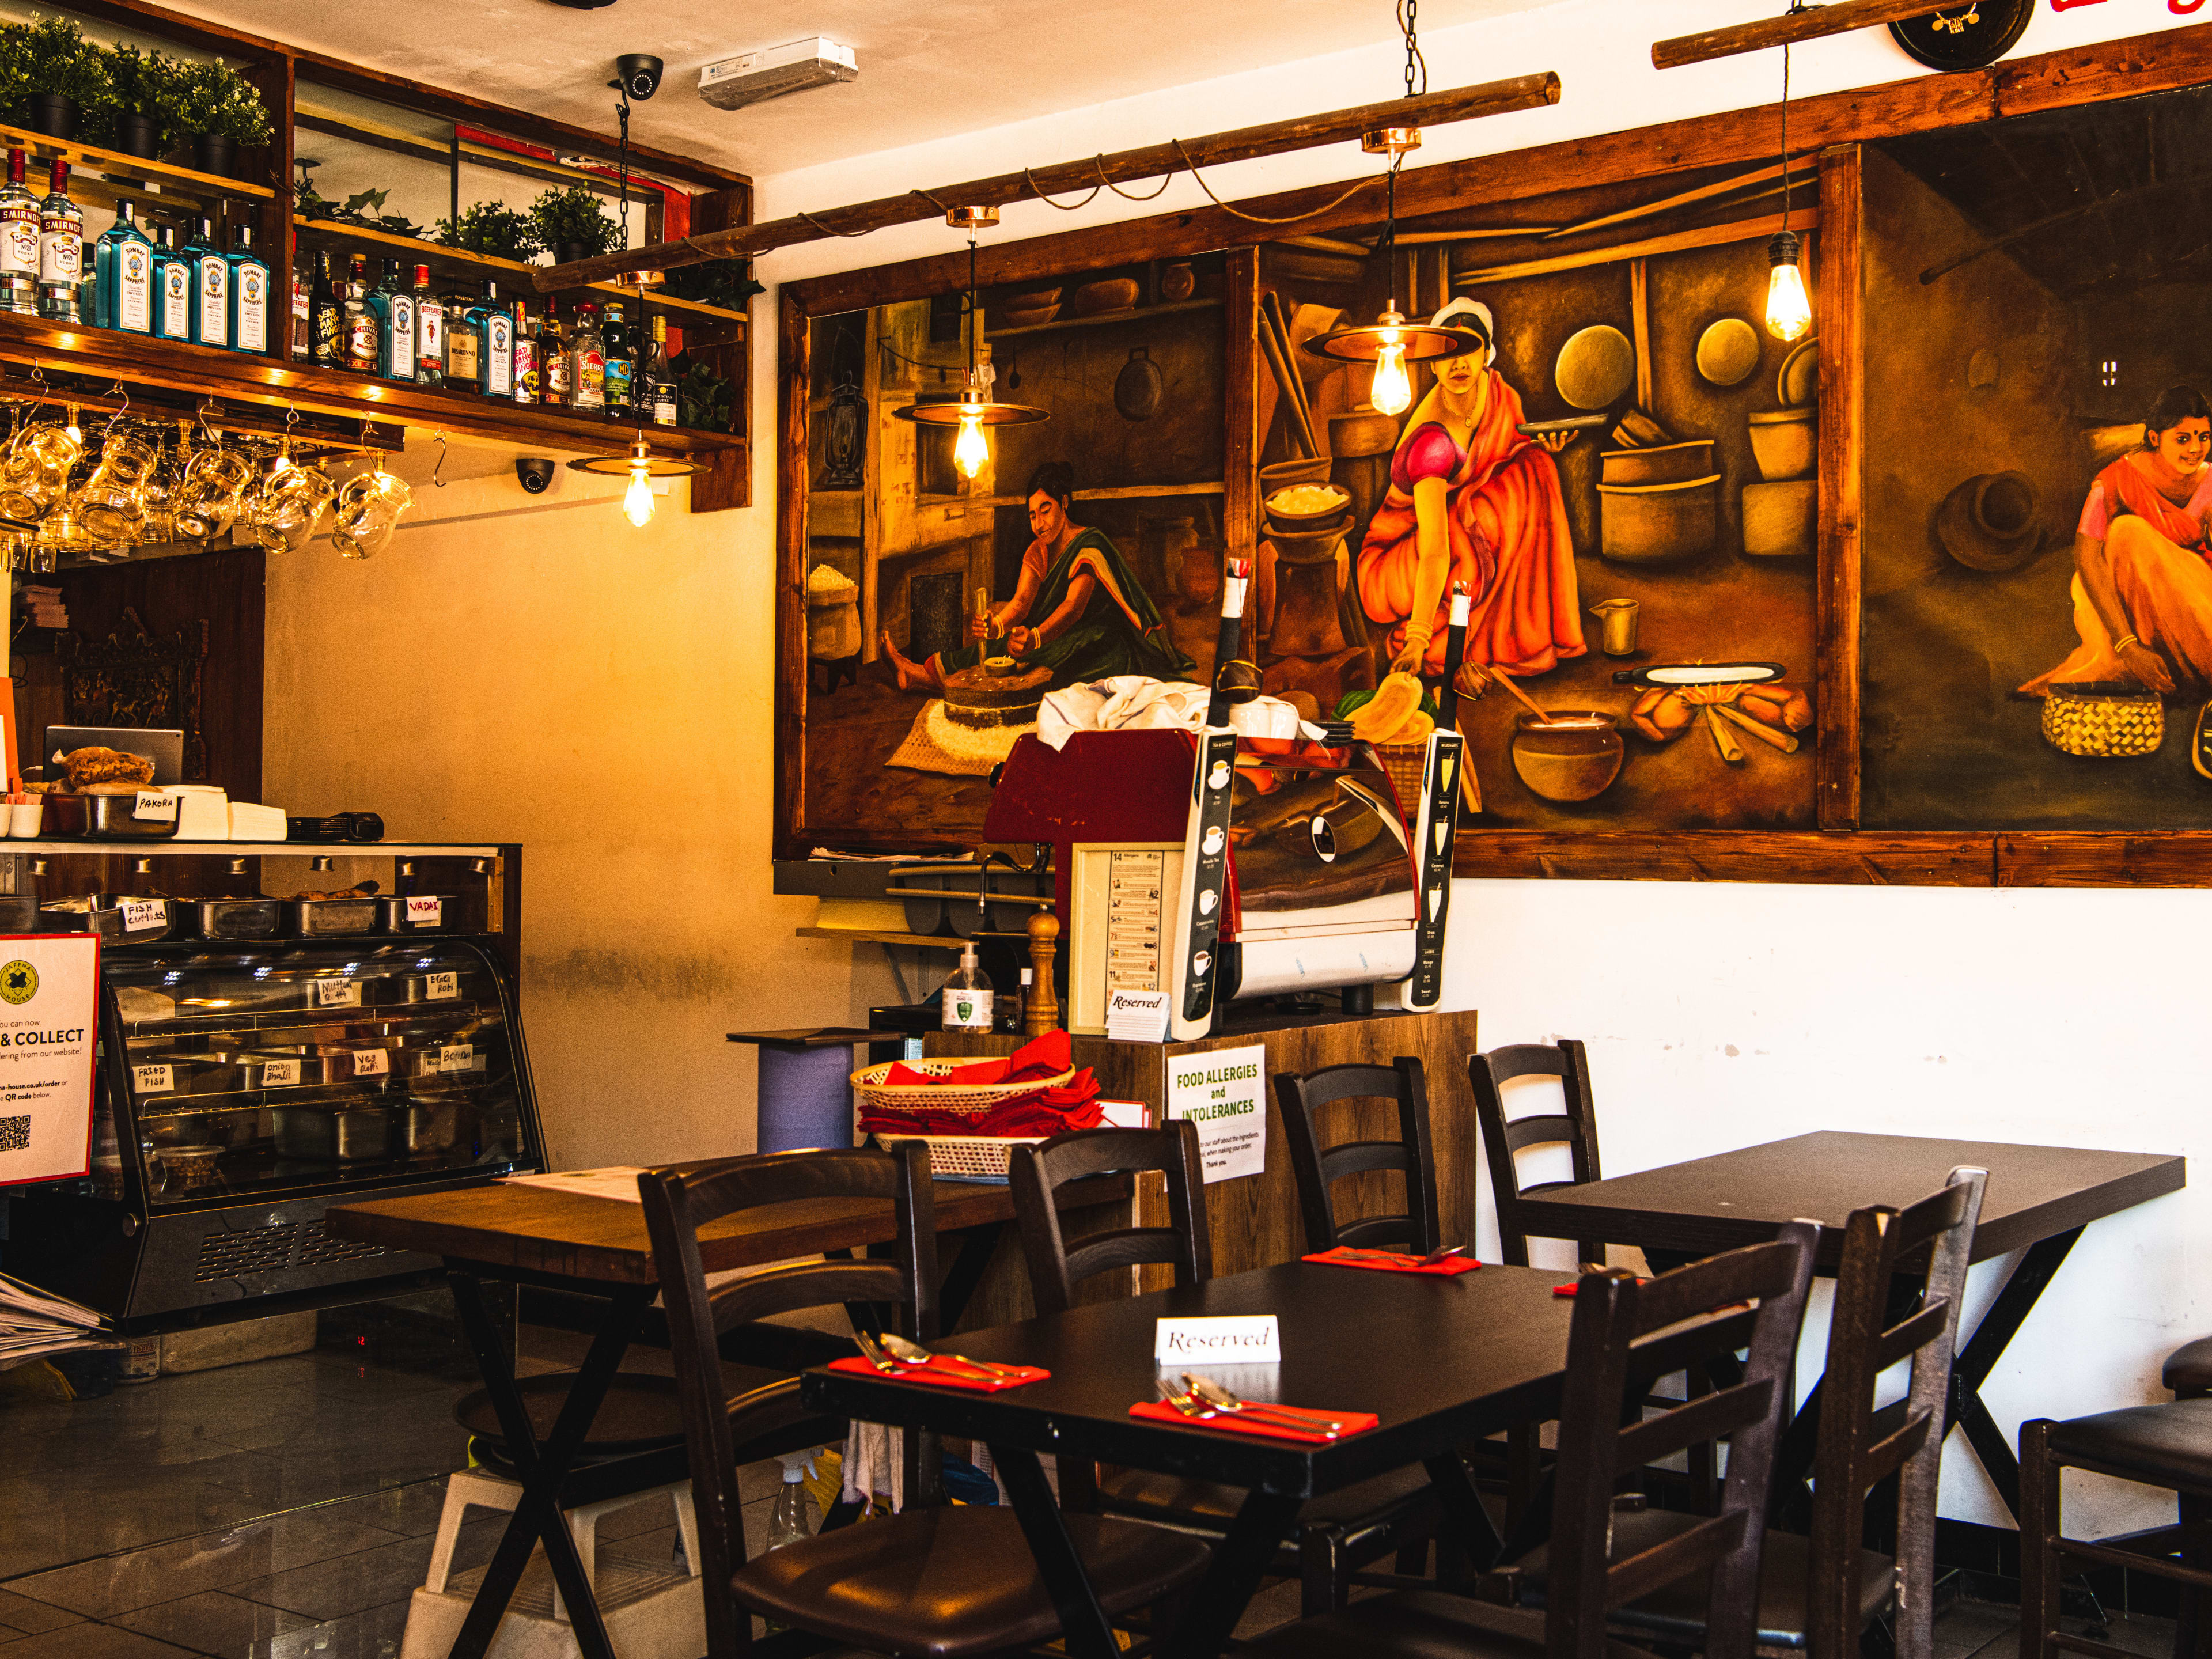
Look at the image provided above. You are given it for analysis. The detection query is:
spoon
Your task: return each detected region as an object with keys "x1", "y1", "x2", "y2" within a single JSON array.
[
  {"x1": 1335, "y1": 1243, "x2": 1468, "y2": 1268},
  {"x1": 877, "y1": 1332, "x2": 1020, "y2": 1380},
  {"x1": 1181, "y1": 1372, "x2": 1347, "y2": 1433}
]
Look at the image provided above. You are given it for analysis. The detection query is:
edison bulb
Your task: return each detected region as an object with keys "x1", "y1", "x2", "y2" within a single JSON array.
[
  {"x1": 1765, "y1": 259, "x2": 1812, "y2": 343},
  {"x1": 954, "y1": 406, "x2": 990, "y2": 479},
  {"x1": 1370, "y1": 339, "x2": 1412, "y2": 417},
  {"x1": 623, "y1": 465, "x2": 655, "y2": 528}
]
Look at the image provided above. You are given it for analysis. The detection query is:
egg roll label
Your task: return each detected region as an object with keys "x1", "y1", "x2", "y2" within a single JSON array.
[{"x1": 312, "y1": 979, "x2": 362, "y2": 1009}]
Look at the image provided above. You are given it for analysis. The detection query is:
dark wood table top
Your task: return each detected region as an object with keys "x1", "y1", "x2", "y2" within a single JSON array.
[
  {"x1": 1510, "y1": 1131, "x2": 2184, "y2": 1264},
  {"x1": 803, "y1": 1260, "x2": 1576, "y2": 1500},
  {"x1": 329, "y1": 1175, "x2": 1127, "y2": 1286}
]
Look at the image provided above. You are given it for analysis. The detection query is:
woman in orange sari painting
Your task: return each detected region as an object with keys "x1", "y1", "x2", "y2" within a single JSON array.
[
  {"x1": 2021, "y1": 386, "x2": 2212, "y2": 698},
  {"x1": 1357, "y1": 298, "x2": 1585, "y2": 694}
]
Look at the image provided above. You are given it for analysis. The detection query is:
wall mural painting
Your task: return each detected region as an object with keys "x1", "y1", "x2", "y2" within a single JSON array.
[
  {"x1": 1861, "y1": 83, "x2": 2212, "y2": 830},
  {"x1": 796, "y1": 159, "x2": 1824, "y2": 847}
]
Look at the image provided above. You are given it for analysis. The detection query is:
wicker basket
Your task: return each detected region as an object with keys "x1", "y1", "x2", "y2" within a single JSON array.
[
  {"x1": 2042, "y1": 681, "x2": 2164, "y2": 758},
  {"x1": 850, "y1": 1059, "x2": 1078, "y2": 1116},
  {"x1": 874, "y1": 1133, "x2": 1044, "y2": 1179},
  {"x1": 1373, "y1": 740, "x2": 1427, "y2": 824}
]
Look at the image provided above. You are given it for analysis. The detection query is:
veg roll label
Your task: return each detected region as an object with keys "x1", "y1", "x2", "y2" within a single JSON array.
[{"x1": 351, "y1": 1050, "x2": 389, "y2": 1078}]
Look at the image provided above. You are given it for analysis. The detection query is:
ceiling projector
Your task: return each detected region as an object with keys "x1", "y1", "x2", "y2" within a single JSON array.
[{"x1": 698, "y1": 37, "x2": 858, "y2": 111}]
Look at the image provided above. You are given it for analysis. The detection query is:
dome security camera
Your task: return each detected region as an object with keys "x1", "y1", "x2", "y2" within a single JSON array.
[
  {"x1": 516, "y1": 457, "x2": 556, "y2": 494},
  {"x1": 614, "y1": 54, "x2": 663, "y2": 101}
]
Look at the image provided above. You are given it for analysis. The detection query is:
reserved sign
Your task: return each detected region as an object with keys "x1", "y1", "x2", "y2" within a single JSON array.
[{"x1": 1154, "y1": 1313, "x2": 1281, "y2": 1364}]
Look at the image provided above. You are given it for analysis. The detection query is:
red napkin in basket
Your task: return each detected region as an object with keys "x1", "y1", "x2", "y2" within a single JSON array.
[
  {"x1": 1128, "y1": 1399, "x2": 1377, "y2": 1444},
  {"x1": 882, "y1": 1029, "x2": 1072, "y2": 1089},
  {"x1": 1303, "y1": 1247, "x2": 1480, "y2": 1277},
  {"x1": 828, "y1": 1355, "x2": 1048, "y2": 1393},
  {"x1": 859, "y1": 1069, "x2": 1103, "y2": 1137}
]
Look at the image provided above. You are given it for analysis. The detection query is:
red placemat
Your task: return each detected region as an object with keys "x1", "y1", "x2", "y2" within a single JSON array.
[
  {"x1": 1128, "y1": 1399, "x2": 1377, "y2": 1444},
  {"x1": 1303, "y1": 1247, "x2": 1481, "y2": 1277},
  {"x1": 828, "y1": 1355, "x2": 1048, "y2": 1393}
]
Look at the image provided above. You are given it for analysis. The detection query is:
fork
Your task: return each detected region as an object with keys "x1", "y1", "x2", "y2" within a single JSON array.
[
  {"x1": 876, "y1": 1332, "x2": 1019, "y2": 1381},
  {"x1": 1333, "y1": 1244, "x2": 1467, "y2": 1268},
  {"x1": 1180, "y1": 1372, "x2": 1349, "y2": 1431},
  {"x1": 1160, "y1": 1378, "x2": 1339, "y2": 1439}
]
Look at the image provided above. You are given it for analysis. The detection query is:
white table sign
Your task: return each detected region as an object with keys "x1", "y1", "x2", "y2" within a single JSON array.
[
  {"x1": 1154, "y1": 1314, "x2": 1282, "y2": 1364},
  {"x1": 0, "y1": 934, "x2": 100, "y2": 1188},
  {"x1": 1165, "y1": 1041, "x2": 1266, "y2": 1184}
]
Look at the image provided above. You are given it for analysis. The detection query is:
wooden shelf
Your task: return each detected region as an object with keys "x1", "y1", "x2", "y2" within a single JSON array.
[
  {"x1": 293, "y1": 217, "x2": 749, "y2": 327},
  {"x1": 796, "y1": 926, "x2": 1025, "y2": 952},
  {"x1": 0, "y1": 118, "x2": 276, "y2": 205},
  {"x1": 984, "y1": 298, "x2": 1219, "y2": 340},
  {"x1": 0, "y1": 312, "x2": 743, "y2": 461}
]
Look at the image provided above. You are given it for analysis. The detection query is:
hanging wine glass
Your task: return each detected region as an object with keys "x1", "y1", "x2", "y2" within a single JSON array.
[
  {"x1": 329, "y1": 451, "x2": 411, "y2": 559},
  {"x1": 253, "y1": 441, "x2": 337, "y2": 554},
  {"x1": 0, "y1": 403, "x2": 85, "y2": 524},
  {"x1": 170, "y1": 433, "x2": 253, "y2": 542}
]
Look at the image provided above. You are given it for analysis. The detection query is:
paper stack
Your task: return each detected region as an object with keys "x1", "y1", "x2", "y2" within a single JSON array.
[
  {"x1": 1105, "y1": 987, "x2": 1171, "y2": 1044},
  {"x1": 0, "y1": 1272, "x2": 111, "y2": 1369},
  {"x1": 20, "y1": 586, "x2": 65, "y2": 630},
  {"x1": 226, "y1": 802, "x2": 289, "y2": 841}
]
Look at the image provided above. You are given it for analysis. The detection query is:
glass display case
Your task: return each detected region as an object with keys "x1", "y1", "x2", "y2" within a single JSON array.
[{"x1": 1, "y1": 842, "x2": 543, "y2": 1331}]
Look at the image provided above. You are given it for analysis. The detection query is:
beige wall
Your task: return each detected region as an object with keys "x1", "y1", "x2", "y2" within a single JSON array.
[{"x1": 262, "y1": 442, "x2": 900, "y2": 1169}]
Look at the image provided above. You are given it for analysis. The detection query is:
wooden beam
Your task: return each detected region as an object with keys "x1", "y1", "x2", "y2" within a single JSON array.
[
  {"x1": 1543, "y1": 160, "x2": 1788, "y2": 241},
  {"x1": 1816, "y1": 146, "x2": 1863, "y2": 831},
  {"x1": 535, "y1": 71, "x2": 1563, "y2": 291},
  {"x1": 1654, "y1": 0, "x2": 1962, "y2": 71},
  {"x1": 1456, "y1": 210, "x2": 1813, "y2": 286},
  {"x1": 1449, "y1": 831, "x2": 1998, "y2": 886}
]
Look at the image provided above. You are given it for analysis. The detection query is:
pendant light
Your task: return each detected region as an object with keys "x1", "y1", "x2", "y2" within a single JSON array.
[
  {"x1": 569, "y1": 434, "x2": 699, "y2": 527},
  {"x1": 1300, "y1": 6, "x2": 1486, "y2": 411},
  {"x1": 1764, "y1": 24, "x2": 1812, "y2": 342},
  {"x1": 892, "y1": 207, "x2": 1048, "y2": 476}
]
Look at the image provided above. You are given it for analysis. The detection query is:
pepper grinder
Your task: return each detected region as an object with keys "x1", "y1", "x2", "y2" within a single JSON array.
[{"x1": 1024, "y1": 911, "x2": 1060, "y2": 1036}]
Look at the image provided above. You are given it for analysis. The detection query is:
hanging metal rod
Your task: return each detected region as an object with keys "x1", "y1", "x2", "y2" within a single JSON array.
[
  {"x1": 1654, "y1": 0, "x2": 1964, "y2": 70},
  {"x1": 531, "y1": 70, "x2": 1561, "y2": 291}
]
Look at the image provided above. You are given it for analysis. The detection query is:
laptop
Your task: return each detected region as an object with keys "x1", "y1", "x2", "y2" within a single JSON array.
[{"x1": 43, "y1": 726, "x2": 185, "y2": 786}]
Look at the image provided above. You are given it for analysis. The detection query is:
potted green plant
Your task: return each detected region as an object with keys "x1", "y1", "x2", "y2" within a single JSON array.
[
  {"x1": 103, "y1": 43, "x2": 173, "y2": 159},
  {"x1": 435, "y1": 200, "x2": 543, "y2": 264},
  {"x1": 528, "y1": 185, "x2": 621, "y2": 266},
  {"x1": 676, "y1": 355, "x2": 733, "y2": 433},
  {"x1": 14, "y1": 15, "x2": 115, "y2": 143},
  {"x1": 173, "y1": 56, "x2": 270, "y2": 177}
]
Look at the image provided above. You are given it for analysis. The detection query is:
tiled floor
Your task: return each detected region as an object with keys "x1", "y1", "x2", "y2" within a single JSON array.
[{"x1": 0, "y1": 1295, "x2": 2186, "y2": 1659}]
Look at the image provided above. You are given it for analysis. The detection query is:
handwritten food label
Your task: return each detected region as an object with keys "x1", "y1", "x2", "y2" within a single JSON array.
[
  {"x1": 422, "y1": 971, "x2": 458, "y2": 1000},
  {"x1": 132, "y1": 790, "x2": 178, "y2": 823},
  {"x1": 405, "y1": 897, "x2": 443, "y2": 928},
  {"x1": 1153, "y1": 1315, "x2": 1282, "y2": 1364},
  {"x1": 132, "y1": 1062, "x2": 172, "y2": 1094},
  {"x1": 351, "y1": 1048, "x2": 389, "y2": 1078},
  {"x1": 119, "y1": 899, "x2": 166, "y2": 934},
  {"x1": 258, "y1": 1058, "x2": 301, "y2": 1088},
  {"x1": 1165, "y1": 1041, "x2": 1267, "y2": 1184},
  {"x1": 436, "y1": 1044, "x2": 474, "y2": 1074},
  {"x1": 312, "y1": 979, "x2": 362, "y2": 1009}
]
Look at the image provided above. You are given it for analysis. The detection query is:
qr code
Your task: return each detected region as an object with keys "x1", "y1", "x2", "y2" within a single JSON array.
[{"x1": 0, "y1": 1115, "x2": 27, "y2": 1152}]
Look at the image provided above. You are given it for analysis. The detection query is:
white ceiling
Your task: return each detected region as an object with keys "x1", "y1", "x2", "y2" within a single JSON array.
[{"x1": 159, "y1": 0, "x2": 1565, "y2": 179}]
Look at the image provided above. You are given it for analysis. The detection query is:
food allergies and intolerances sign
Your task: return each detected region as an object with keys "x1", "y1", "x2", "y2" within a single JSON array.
[
  {"x1": 0, "y1": 935, "x2": 100, "y2": 1187},
  {"x1": 1166, "y1": 1041, "x2": 1266, "y2": 1184}
]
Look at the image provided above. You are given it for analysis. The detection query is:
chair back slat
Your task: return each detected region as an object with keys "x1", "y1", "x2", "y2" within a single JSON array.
[
  {"x1": 1467, "y1": 1040, "x2": 1604, "y2": 1266},
  {"x1": 639, "y1": 1143, "x2": 942, "y2": 1659},
  {"x1": 1806, "y1": 1166, "x2": 1987, "y2": 1659},
  {"x1": 1544, "y1": 1220, "x2": 1817, "y2": 1659},
  {"x1": 1010, "y1": 1124, "x2": 1210, "y2": 1317},
  {"x1": 1274, "y1": 1058, "x2": 1440, "y2": 1255}
]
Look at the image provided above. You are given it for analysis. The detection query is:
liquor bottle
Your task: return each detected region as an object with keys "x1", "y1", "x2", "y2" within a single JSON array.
[
  {"x1": 308, "y1": 251, "x2": 339, "y2": 365},
  {"x1": 0, "y1": 149, "x2": 38, "y2": 315},
  {"x1": 600, "y1": 301, "x2": 633, "y2": 421},
  {"x1": 35, "y1": 160, "x2": 82, "y2": 323},
  {"x1": 510, "y1": 299, "x2": 536, "y2": 405},
  {"x1": 288, "y1": 234, "x2": 309, "y2": 360},
  {"x1": 92, "y1": 199, "x2": 152, "y2": 335},
  {"x1": 539, "y1": 302, "x2": 568, "y2": 409},
  {"x1": 184, "y1": 216, "x2": 226, "y2": 347},
  {"x1": 411, "y1": 264, "x2": 443, "y2": 387},
  {"x1": 567, "y1": 301, "x2": 605, "y2": 415},
  {"x1": 341, "y1": 255, "x2": 375, "y2": 372},
  {"x1": 641, "y1": 314, "x2": 676, "y2": 426},
  {"x1": 369, "y1": 259, "x2": 414, "y2": 381},
  {"x1": 1204, "y1": 556, "x2": 1259, "y2": 726},
  {"x1": 154, "y1": 225, "x2": 192, "y2": 343},
  {"x1": 470, "y1": 280, "x2": 512, "y2": 399},
  {"x1": 940, "y1": 941, "x2": 994, "y2": 1032},
  {"x1": 226, "y1": 224, "x2": 268, "y2": 354},
  {"x1": 442, "y1": 276, "x2": 478, "y2": 391}
]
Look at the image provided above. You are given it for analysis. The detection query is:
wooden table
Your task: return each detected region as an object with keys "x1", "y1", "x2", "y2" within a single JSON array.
[
  {"x1": 805, "y1": 1259, "x2": 1577, "y2": 1659},
  {"x1": 329, "y1": 1173, "x2": 1130, "y2": 1659},
  {"x1": 1509, "y1": 1131, "x2": 2186, "y2": 1521}
]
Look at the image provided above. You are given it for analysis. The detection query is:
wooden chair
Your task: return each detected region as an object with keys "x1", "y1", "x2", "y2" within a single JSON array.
[
  {"x1": 1466, "y1": 1040, "x2": 1605, "y2": 1270},
  {"x1": 641, "y1": 1144, "x2": 1212, "y2": 1659},
  {"x1": 1009, "y1": 1123, "x2": 1439, "y2": 1616},
  {"x1": 1512, "y1": 1165, "x2": 1988, "y2": 1659},
  {"x1": 1232, "y1": 1223, "x2": 1820, "y2": 1659},
  {"x1": 1275, "y1": 1058, "x2": 1440, "y2": 1257}
]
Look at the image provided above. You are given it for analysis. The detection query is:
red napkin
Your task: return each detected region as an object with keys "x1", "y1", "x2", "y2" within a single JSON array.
[
  {"x1": 828, "y1": 1355, "x2": 1048, "y2": 1393},
  {"x1": 861, "y1": 1069, "x2": 1103, "y2": 1137},
  {"x1": 1128, "y1": 1399, "x2": 1377, "y2": 1444},
  {"x1": 1304, "y1": 1247, "x2": 1480, "y2": 1277},
  {"x1": 882, "y1": 1029, "x2": 1072, "y2": 1089},
  {"x1": 1552, "y1": 1278, "x2": 1650, "y2": 1298}
]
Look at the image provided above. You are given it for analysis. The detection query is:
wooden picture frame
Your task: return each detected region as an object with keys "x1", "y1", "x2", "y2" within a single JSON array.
[{"x1": 778, "y1": 22, "x2": 2212, "y2": 887}]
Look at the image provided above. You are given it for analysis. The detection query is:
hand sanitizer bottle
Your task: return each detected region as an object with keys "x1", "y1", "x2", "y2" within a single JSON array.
[{"x1": 940, "y1": 942, "x2": 994, "y2": 1032}]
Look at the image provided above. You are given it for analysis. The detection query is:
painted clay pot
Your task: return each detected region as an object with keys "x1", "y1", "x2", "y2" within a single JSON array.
[
  {"x1": 1936, "y1": 471, "x2": 2041, "y2": 573},
  {"x1": 1510, "y1": 711, "x2": 1625, "y2": 803},
  {"x1": 1115, "y1": 347, "x2": 1163, "y2": 421},
  {"x1": 1600, "y1": 440, "x2": 1714, "y2": 488},
  {"x1": 1742, "y1": 479, "x2": 1817, "y2": 558},
  {"x1": 1748, "y1": 407, "x2": 1817, "y2": 482},
  {"x1": 1596, "y1": 474, "x2": 1720, "y2": 563}
]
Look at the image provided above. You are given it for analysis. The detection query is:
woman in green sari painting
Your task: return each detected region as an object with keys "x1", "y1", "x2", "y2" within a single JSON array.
[{"x1": 882, "y1": 461, "x2": 1195, "y2": 691}]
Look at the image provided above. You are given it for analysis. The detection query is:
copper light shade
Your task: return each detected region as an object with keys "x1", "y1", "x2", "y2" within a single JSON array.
[{"x1": 1301, "y1": 310, "x2": 1486, "y2": 366}]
